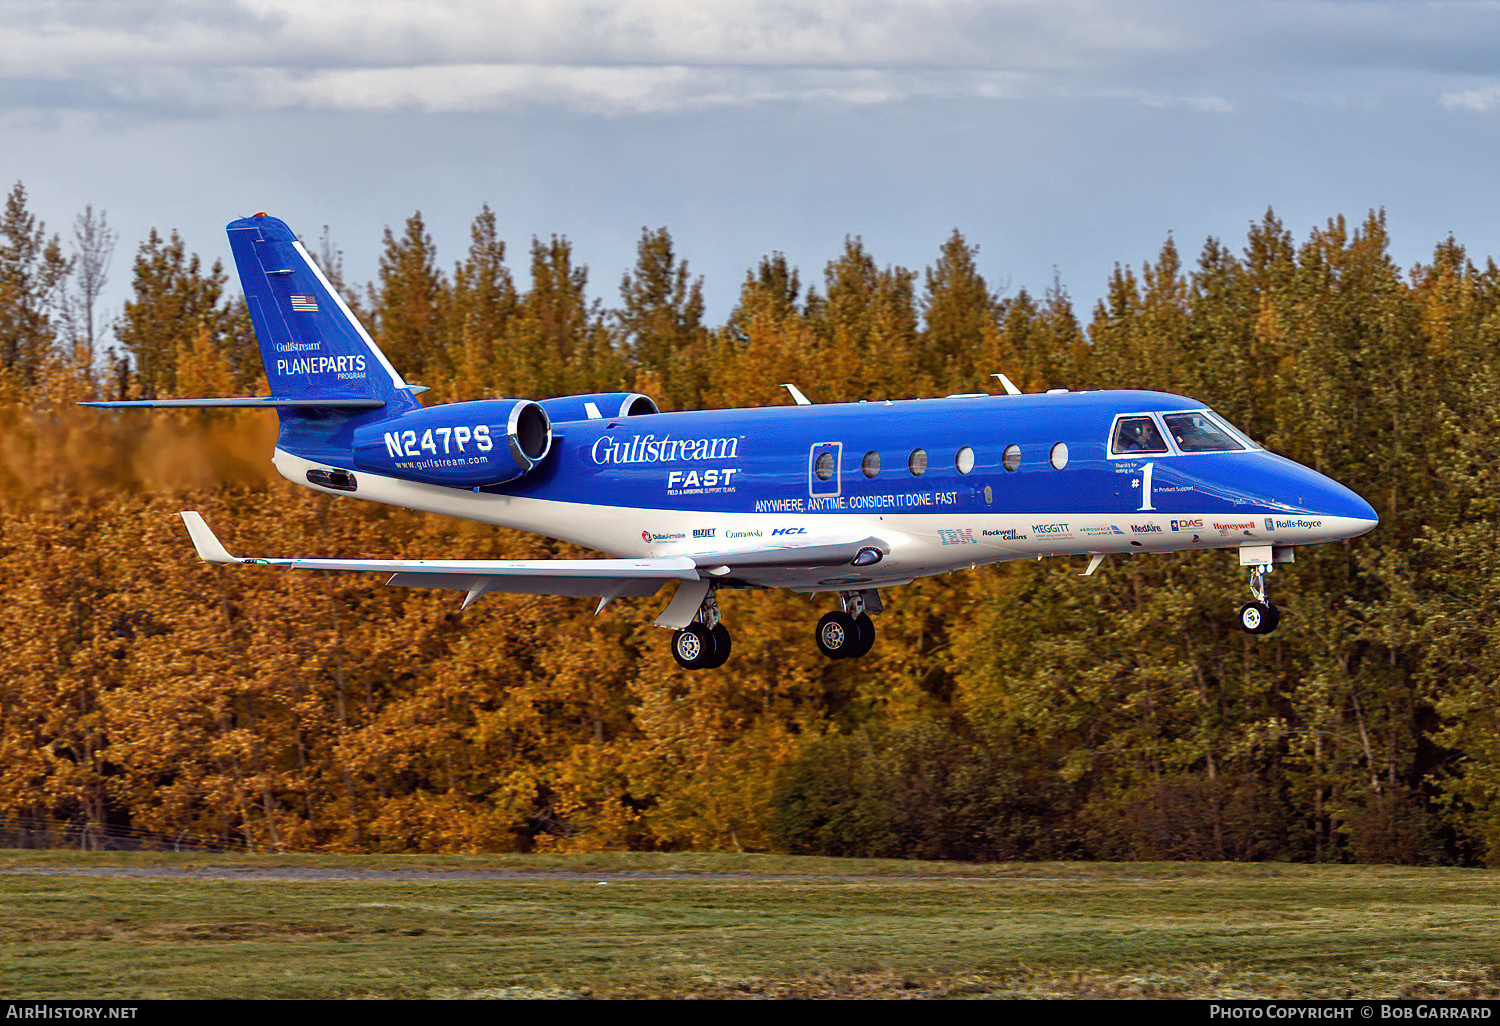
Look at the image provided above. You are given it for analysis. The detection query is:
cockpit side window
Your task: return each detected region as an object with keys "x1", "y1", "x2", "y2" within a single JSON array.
[
  {"x1": 1111, "y1": 415, "x2": 1169, "y2": 455},
  {"x1": 1163, "y1": 411, "x2": 1246, "y2": 453}
]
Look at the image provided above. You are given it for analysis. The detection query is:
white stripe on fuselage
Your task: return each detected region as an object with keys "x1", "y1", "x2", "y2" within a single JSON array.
[{"x1": 274, "y1": 448, "x2": 1364, "y2": 587}]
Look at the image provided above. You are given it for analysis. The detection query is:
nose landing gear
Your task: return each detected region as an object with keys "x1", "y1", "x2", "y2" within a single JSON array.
[
  {"x1": 671, "y1": 587, "x2": 732, "y2": 670},
  {"x1": 815, "y1": 590, "x2": 878, "y2": 659},
  {"x1": 1239, "y1": 563, "x2": 1281, "y2": 635}
]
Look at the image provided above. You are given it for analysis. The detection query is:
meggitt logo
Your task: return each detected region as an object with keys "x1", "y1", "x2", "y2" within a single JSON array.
[{"x1": 1031, "y1": 523, "x2": 1068, "y2": 534}]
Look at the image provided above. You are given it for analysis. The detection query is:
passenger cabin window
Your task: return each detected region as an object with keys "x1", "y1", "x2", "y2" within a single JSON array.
[
  {"x1": 955, "y1": 446, "x2": 975, "y2": 474},
  {"x1": 814, "y1": 451, "x2": 836, "y2": 480},
  {"x1": 908, "y1": 449, "x2": 928, "y2": 476},
  {"x1": 1002, "y1": 444, "x2": 1021, "y2": 472},
  {"x1": 862, "y1": 451, "x2": 881, "y2": 478},
  {"x1": 1162, "y1": 411, "x2": 1245, "y2": 453},
  {"x1": 1112, "y1": 415, "x2": 1169, "y2": 455}
]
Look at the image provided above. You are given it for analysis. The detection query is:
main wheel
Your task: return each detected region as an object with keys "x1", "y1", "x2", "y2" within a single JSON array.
[
  {"x1": 702, "y1": 623, "x2": 733, "y2": 668},
  {"x1": 1238, "y1": 601, "x2": 1277, "y2": 635},
  {"x1": 672, "y1": 623, "x2": 716, "y2": 669},
  {"x1": 1260, "y1": 603, "x2": 1281, "y2": 634},
  {"x1": 846, "y1": 614, "x2": 875, "y2": 659},
  {"x1": 815, "y1": 611, "x2": 859, "y2": 658}
]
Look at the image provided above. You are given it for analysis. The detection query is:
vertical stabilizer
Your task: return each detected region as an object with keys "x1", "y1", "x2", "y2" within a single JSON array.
[{"x1": 225, "y1": 213, "x2": 416, "y2": 411}]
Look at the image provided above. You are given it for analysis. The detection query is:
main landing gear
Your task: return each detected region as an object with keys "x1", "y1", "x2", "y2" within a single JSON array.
[
  {"x1": 1238, "y1": 563, "x2": 1281, "y2": 635},
  {"x1": 815, "y1": 590, "x2": 878, "y2": 660},
  {"x1": 671, "y1": 588, "x2": 732, "y2": 670},
  {"x1": 669, "y1": 587, "x2": 883, "y2": 669}
]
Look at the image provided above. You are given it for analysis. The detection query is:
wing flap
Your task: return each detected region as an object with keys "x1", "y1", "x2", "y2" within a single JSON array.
[{"x1": 384, "y1": 571, "x2": 674, "y2": 598}]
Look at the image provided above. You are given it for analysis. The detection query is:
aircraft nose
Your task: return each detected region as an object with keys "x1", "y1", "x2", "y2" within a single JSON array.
[
  {"x1": 1296, "y1": 464, "x2": 1379, "y2": 538},
  {"x1": 1332, "y1": 490, "x2": 1379, "y2": 538}
]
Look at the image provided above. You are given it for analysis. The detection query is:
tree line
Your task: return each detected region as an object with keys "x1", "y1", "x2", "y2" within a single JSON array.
[{"x1": 1, "y1": 178, "x2": 1496, "y2": 864}]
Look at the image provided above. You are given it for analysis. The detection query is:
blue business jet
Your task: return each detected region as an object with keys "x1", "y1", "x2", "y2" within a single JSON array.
[{"x1": 87, "y1": 213, "x2": 1379, "y2": 669}]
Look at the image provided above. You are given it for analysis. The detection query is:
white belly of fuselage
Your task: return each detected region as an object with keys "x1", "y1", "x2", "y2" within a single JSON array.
[{"x1": 275, "y1": 448, "x2": 1362, "y2": 587}]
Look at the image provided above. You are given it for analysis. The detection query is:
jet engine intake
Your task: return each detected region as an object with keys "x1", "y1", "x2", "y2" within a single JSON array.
[{"x1": 538, "y1": 391, "x2": 659, "y2": 423}]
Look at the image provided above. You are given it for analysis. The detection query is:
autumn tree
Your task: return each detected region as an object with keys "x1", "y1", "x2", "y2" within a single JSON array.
[{"x1": 0, "y1": 182, "x2": 71, "y2": 385}]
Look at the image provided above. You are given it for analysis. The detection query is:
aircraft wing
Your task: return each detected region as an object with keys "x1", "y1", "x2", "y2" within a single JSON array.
[{"x1": 180, "y1": 511, "x2": 700, "y2": 606}]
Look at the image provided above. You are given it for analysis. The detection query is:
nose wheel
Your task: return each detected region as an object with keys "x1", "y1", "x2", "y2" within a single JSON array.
[{"x1": 1239, "y1": 564, "x2": 1281, "y2": 635}]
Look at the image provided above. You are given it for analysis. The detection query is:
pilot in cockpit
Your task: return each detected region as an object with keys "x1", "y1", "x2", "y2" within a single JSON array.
[{"x1": 1118, "y1": 419, "x2": 1154, "y2": 452}]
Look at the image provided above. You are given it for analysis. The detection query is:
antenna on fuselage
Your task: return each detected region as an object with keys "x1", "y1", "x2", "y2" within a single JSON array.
[
  {"x1": 992, "y1": 373, "x2": 1023, "y2": 396},
  {"x1": 781, "y1": 383, "x2": 813, "y2": 406}
]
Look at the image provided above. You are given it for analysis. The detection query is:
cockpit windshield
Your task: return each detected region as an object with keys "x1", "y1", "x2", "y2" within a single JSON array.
[{"x1": 1162, "y1": 411, "x2": 1249, "y2": 453}]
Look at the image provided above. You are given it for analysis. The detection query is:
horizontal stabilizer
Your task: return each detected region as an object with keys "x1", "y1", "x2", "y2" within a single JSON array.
[
  {"x1": 83, "y1": 397, "x2": 385, "y2": 410},
  {"x1": 177, "y1": 511, "x2": 700, "y2": 601}
]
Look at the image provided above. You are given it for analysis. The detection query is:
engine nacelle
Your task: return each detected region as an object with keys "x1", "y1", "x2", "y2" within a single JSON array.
[
  {"x1": 351, "y1": 399, "x2": 552, "y2": 488},
  {"x1": 537, "y1": 391, "x2": 659, "y2": 423}
]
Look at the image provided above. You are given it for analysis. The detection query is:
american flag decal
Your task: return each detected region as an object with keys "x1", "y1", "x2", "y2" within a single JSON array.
[{"x1": 289, "y1": 294, "x2": 318, "y2": 312}]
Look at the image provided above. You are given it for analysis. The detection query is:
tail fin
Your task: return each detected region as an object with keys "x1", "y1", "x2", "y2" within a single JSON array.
[{"x1": 225, "y1": 212, "x2": 417, "y2": 411}]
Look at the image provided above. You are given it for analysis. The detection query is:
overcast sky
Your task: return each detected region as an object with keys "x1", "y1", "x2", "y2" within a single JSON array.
[{"x1": 6, "y1": 0, "x2": 1500, "y2": 354}]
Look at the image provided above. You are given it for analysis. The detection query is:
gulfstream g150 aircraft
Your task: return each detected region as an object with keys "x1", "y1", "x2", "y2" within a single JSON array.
[{"x1": 86, "y1": 213, "x2": 1378, "y2": 669}]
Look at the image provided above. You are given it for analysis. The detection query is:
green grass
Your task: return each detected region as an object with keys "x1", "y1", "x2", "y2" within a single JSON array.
[{"x1": 1, "y1": 852, "x2": 1497, "y2": 998}]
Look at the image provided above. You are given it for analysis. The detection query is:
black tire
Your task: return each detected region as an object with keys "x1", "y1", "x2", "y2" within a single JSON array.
[
  {"x1": 1239, "y1": 601, "x2": 1274, "y2": 635},
  {"x1": 815, "y1": 611, "x2": 858, "y2": 658},
  {"x1": 1261, "y1": 603, "x2": 1281, "y2": 634},
  {"x1": 672, "y1": 623, "x2": 716, "y2": 669},
  {"x1": 702, "y1": 623, "x2": 733, "y2": 668},
  {"x1": 846, "y1": 614, "x2": 875, "y2": 659}
]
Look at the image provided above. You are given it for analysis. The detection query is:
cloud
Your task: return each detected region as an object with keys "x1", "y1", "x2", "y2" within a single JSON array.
[
  {"x1": 1440, "y1": 83, "x2": 1500, "y2": 111},
  {"x1": 2, "y1": 1, "x2": 1498, "y2": 118}
]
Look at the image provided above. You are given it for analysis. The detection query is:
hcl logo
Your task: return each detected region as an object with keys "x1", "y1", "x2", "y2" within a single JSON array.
[{"x1": 772, "y1": 527, "x2": 807, "y2": 536}]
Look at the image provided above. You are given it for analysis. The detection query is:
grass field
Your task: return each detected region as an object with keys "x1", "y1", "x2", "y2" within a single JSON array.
[{"x1": 2, "y1": 851, "x2": 1498, "y2": 999}]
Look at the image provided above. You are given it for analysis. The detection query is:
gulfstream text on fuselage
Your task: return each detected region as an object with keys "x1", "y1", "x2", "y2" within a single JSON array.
[{"x1": 591, "y1": 434, "x2": 740, "y2": 465}]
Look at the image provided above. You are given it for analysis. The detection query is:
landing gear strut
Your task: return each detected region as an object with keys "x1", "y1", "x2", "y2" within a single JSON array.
[
  {"x1": 671, "y1": 587, "x2": 732, "y2": 670},
  {"x1": 815, "y1": 590, "x2": 877, "y2": 660},
  {"x1": 1238, "y1": 563, "x2": 1281, "y2": 635}
]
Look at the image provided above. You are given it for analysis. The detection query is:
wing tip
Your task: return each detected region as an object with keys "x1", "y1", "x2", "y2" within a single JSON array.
[{"x1": 179, "y1": 511, "x2": 238, "y2": 563}]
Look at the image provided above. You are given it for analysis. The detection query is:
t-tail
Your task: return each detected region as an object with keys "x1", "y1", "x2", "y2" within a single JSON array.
[
  {"x1": 86, "y1": 212, "x2": 557, "y2": 490},
  {"x1": 82, "y1": 211, "x2": 421, "y2": 420}
]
